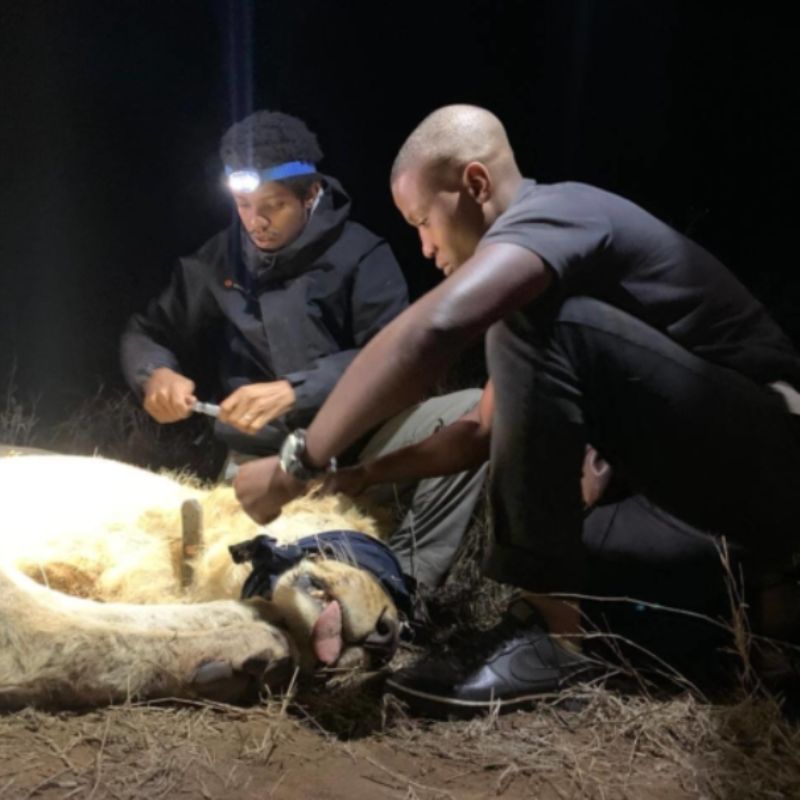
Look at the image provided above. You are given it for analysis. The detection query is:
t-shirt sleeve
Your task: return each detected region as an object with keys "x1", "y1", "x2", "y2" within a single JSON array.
[{"x1": 479, "y1": 189, "x2": 612, "y2": 291}]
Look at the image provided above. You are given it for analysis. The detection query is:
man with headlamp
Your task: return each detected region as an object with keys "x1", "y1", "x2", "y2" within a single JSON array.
[
  {"x1": 123, "y1": 110, "x2": 410, "y2": 449},
  {"x1": 121, "y1": 110, "x2": 484, "y2": 590}
]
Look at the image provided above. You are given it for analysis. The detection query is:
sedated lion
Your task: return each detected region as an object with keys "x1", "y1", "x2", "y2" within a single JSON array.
[{"x1": 0, "y1": 453, "x2": 408, "y2": 709}]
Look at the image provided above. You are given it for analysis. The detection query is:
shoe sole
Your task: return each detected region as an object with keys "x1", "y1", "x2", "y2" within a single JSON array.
[{"x1": 385, "y1": 676, "x2": 587, "y2": 719}]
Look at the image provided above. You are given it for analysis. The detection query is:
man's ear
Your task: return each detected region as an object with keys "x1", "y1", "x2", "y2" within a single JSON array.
[
  {"x1": 462, "y1": 162, "x2": 491, "y2": 204},
  {"x1": 304, "y1": 181, "x2": 323, "y2": 208}
]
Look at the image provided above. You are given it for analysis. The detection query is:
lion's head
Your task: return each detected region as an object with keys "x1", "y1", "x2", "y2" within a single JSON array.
[{"x1": 270, "y1": 556, "x2": 401, "y2": 672}]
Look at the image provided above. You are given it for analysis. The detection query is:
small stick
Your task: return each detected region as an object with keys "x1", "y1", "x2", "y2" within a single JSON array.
[{"x1": 181, "y1": 499, "x2": 204, "y2": 590}]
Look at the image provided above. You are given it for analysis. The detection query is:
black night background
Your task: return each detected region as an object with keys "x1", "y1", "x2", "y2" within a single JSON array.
[{"x1": 1, "y1": 1, "x2": 797, "y2": 422}]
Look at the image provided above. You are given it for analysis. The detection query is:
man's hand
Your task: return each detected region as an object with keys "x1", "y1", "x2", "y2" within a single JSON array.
[
  {"x1": 318, "y1": 464, "x2": 370, "y2": 497},
  {"x1": 581, "y1": 446, "x2": 612, "y2": 509},
  {"x1": 143, "y1": 368, "x2": 196, "y2": 423},
  {"x1": 220, "y1": 381, "x2": 296, "y2": 434},
  {"x1": 234, "y1": 456, "x2": 306, "y2": 524}
]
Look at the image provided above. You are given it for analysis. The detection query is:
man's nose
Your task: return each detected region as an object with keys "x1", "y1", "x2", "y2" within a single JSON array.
[
  {"x1": 244, "y1": 209, "x2": 268, "y2": 229},
  {"x1": 419, "y1": 231, "x2": 436, "y2": 260}
]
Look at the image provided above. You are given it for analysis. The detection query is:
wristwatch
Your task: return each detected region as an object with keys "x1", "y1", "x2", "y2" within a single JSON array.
[{"x1": 279, "y1": 429, "x2": 337, "y2": 481}]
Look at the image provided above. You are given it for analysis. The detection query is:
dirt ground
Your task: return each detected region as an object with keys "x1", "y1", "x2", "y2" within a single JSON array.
[{"x1": 2, "y1": 678, "x2": 799, "y2": 800}]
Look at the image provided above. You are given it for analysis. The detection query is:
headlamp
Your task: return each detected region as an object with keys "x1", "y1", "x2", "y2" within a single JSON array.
[
  {"x1": 227, "y1": 171, "x2": 261, "y2": 193},
  {"x1": 225, "y1": 161, "x2": 317, "y2": 193}
]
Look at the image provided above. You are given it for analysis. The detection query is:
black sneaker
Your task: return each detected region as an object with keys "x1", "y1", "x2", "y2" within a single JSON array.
[{"x1": 385, "y1": 598, "x2": 599, "y2": 717}]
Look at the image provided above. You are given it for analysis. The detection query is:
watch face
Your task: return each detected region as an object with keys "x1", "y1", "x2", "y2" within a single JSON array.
[
  {"x1": 280, "y1": 430, "x2": 308, "y2": 479},
  {"x1": 280, "y1": 433, "x2": 296, "y2": 462}
]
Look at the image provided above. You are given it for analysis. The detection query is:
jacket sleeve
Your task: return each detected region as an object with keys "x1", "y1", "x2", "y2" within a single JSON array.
[
  {"x1": 120, "y1": 258, "x2": 216, "y2": 396},
  {"x1": 282, "y1": 240, "x2": 409, "y2": 418}
]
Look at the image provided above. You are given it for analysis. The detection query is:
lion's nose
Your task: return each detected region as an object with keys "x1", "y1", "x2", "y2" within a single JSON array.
[{"x1": 363, "y1": 609, "x2": 399, "y2": 666}]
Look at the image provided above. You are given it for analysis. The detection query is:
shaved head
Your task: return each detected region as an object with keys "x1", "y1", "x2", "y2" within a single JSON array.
[
  {"x1": 391, "y1": 105, "x2": 523, "y2": 275},
  {"x1": 391, "y1": 105, "x2": 516, "y2": 186}
]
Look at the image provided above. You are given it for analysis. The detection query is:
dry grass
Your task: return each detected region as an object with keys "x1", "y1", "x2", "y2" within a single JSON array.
[
  {"x1": 1, "y1": 681, "x2": 798, "y2": 799},
  {"x1": 0, "y1": 366, "x2": 39, "y2": 447},
  {"x1": 382, "y1": 684, "x2": 800, "y2": 799},
  {"x1": 0, "y1": 383, "x2": 225, "y2": 479},
  {"x1": 0, "y1": 700, "x2": 298, "y2": 800}
]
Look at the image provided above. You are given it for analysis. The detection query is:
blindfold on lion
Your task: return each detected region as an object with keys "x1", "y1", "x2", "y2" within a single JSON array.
[{"x1": 0, "y1": 454, "x2": 410, "y2": 709}]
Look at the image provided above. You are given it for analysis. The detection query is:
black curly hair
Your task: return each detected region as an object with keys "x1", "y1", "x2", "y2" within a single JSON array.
[{"x1": 219, "y1": 111, "x2": 324, "y2": 199}]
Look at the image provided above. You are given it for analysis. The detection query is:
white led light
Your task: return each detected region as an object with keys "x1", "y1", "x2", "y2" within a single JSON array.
[{"x1": 227, "y1": 170, "x2": 260, "y2": 193}]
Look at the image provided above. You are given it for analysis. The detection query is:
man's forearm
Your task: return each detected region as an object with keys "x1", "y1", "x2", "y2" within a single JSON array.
[
  {"x1": 304, "y1": 303, "x2": 471, "y2": 467},
  {"x1": 362, "y1": 417, "x2": 490, "y2": 486},
  {"x1": 303, "y1": 244, "x2": 551, "y2": 468},
  {"x1": 120, "y1": 328, "x2": 181, "y2": 396}
]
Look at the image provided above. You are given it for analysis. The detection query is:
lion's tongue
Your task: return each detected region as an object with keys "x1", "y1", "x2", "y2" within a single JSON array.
[{"x1": 311, "y1": 600, "x2": 343, "y2": 665}]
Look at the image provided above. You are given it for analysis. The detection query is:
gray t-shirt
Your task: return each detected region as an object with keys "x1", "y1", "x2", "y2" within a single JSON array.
[{"x1": 480, "y1": 180, "x2": 800, "y2": 388}]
